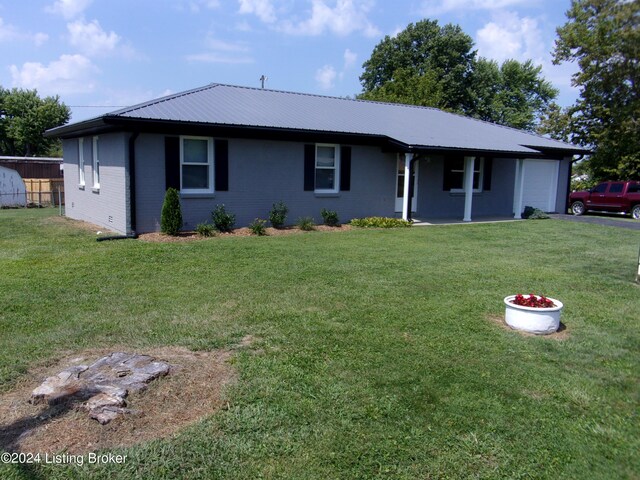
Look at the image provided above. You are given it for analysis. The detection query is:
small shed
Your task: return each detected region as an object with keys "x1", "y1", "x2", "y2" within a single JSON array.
[{"x1": 0, "y1": 165, "x2": 27, "y2": 207}]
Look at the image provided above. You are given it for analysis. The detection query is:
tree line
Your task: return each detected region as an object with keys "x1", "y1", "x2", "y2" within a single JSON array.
[
  {"x1": 1, "y1": 0, "x2": 636, "y2": 182},
  {"x1": 0, "y1": 87, "x2": 69, "y2": 157},
  {"x1": 360, "y1": 0, "x2": 638, "y2": 182}
]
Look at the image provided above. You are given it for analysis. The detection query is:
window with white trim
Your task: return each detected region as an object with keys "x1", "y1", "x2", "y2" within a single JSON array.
[
  {"x1": 78, "y1": 138, "x2": 85, "y2": 186},
  {"x1": 92, "y1": 136, "x2": 100, "y2": 189},
  {"x1": 448, "y1": 157, "x2": 484, "y2": 192},
  {"x1": 315, "y1": 144, "x2": 340, "y2": 193},
  {"x1": 180, "y1": 136, "x2": 214, "y2": 193}
]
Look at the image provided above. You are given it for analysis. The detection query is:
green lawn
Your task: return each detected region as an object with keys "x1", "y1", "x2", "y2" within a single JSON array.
[{"x1": 1, "y1": 209, "x2": 638, "y2": 479}]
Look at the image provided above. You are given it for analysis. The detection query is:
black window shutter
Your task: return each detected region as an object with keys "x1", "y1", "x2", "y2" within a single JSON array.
[
  {"x1": 304, "y1": 144, "x2": 315, "y2": 191},
  {"x1": 442, "y1": 156, "x2": 457, "y2": 191},
  {"x1": 165, "y1": 136, "x2": 180, "y2": 190},
  {"x1": 340, "y1": 146, "x2": 351, "y2": 191},
  {"x1": 483, "y1": 157, "x2": 492, "y2": 191},
  {"x1": 215, "y1": 139, "x2": 229, "y2": 191}
]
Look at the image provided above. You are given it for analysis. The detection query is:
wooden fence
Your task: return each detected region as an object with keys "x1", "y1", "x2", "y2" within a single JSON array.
[{"x1": 23, "y1": 178, "x2": 65, "y2": 206}]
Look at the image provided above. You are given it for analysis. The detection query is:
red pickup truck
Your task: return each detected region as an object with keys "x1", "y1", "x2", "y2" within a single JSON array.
[{"x1": 569, "y1": 181, "x2": 640, "y2": 219}]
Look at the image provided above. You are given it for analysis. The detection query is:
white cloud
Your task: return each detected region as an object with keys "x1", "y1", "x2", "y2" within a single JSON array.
[
  {"x1": 10, "y1": 54, "x2": 99, "y2": 95},
  {"x1": 67, "y1": 20, "x2": 121, "y2": 56},
  {"x1": 420, "y1": 0, "x2": 529, "y2": 15},
  {"x1": 236, "y1": 20, "x2": 252, "y2": 31},
  {"x1": 187, "y1": 33, "x2": 253, "y2": 63},
  {"x1": 205, "y1": 37, "x2": 250, "y2": 52},
  {"x1": 281, "y1": 0, "x2": 380, "y2": 37},
  {"x1": 315, "y1": 64, "x2": 337, "y2": 89},
  {"x1": 46, "y1": 0, "x2": 92, "y2": 19},
  {"x1": 476, "y1": 11, "x2": 545, "y2": 64},
  {"x1": 0, "y1": 17, "x2": 49, "y2": 46},
  {"x1": 343, "y1": 48, "x2": 357, "y2": 69},
  {"x1": 238, "y1": 0, "x2": 277, "y2": 23},
  {"x1": 474, "y1": 11, "x2": 579, "y2": 106},
  {"x1": 0, "y1": 17, "x2": 19, "y2": 42},
  {"x1": 185, "y1": 53, "x2": 254, "y2": 63},
  {"x1": 179, "y1": 0, "x2": 221, "y2": 13},
  {"x1": 34, "y1": 33, "x2": 50, "y2": 46}
]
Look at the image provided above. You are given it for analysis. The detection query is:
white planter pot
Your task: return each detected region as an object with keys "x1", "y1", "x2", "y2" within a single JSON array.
[{"x1": 503, "y1": 295, "x2": 563, "y2": 335}]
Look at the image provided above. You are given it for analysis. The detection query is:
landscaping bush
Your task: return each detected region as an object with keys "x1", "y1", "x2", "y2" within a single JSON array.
[
  {"x1": 269, "y1": 201, "x2": 288, "y2": 229},
  {"x1": 195, "y1": 223, "x2": 216, "y2": 237},
  {"x1": 160, "y1": 188, "x2": 183, "y2": 235},
  {"x1": 349, "y1": 217, "x2": 412, "y2": 228},
  {"x1": 249, "y1": 218, "x2": 267, "y2": 236},
  {"x1": 320, "y1": 208, "x2": 339, "y2": 226},
  {"x1": 211, "y1": 204, "x2": 236, "y2": 232},
  {"x1": 522, "y1": 206, "x2": 550, "y2": 220},
  {"x1": 296, "y1": 216, "x2": 315, "y2": 231}
]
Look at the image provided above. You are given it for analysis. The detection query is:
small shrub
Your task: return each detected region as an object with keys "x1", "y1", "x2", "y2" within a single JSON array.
[
  {"x1": 269, "y1": 201, "x2": 288, "y2": 229},
  {"x1": 296, "y1": 216, "x2": 315, "y2": 231},
  {"x1": 249, "y1": 218, "x2": 267, "y2": 236},
  {"x1": 195, "y1": 222, "x2": 216, "y2": 237},
  {"x1": 211, "y1": 204, "x2": 236, "y2": 232},
  {"x1": 320, "y1": 208, "x2": 340, "y2": 226},
  {"x1": 161, "y1": 188, "x2": 183, "y2": 235},
  {"x1": 349, "y1": 217, "x2": 412, "y2": 228},
  {"x1": 522, "y1": 206, "x2": 550, "y2": 220}
]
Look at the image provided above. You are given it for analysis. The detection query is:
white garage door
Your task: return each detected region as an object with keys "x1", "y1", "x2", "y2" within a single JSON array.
[{"x1": 522, "y1": 159, "x2": 559, "y2": 212}]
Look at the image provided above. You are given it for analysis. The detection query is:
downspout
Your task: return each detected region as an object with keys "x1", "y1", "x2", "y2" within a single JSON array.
[{"x1": 128, "y1": 132, "x2": 139, "y2": 235}]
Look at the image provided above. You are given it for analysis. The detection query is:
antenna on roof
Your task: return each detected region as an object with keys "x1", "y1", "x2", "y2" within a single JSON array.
[{"x1": 259, "y1": 75, "x2": 268, "y2": 89}]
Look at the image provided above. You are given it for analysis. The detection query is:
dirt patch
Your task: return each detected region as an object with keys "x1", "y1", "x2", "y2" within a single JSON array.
[
  {"x1": 487, "y1": 314, "x2": 570, "y2": 340},
  {"x1": 41, "y1": 215, "x2": 108, "y2": 234},
  {"x1": 138, "y1": 224, "x2": 352, "y2": 242},
  {"x1": 0, "y1": 340, "x2": 254, "y2": 454}
]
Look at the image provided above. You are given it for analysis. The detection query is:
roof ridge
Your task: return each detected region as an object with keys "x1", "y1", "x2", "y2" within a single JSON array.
[
  {"x1": 108, "y1": 83, "x2": 221, "y2": 116},
  {"x1": 211, "y1": 82, "x2": 446, "y2": 112},
  {"x1": 154, "y1": 83, "x2": 570, "y2": 148}
]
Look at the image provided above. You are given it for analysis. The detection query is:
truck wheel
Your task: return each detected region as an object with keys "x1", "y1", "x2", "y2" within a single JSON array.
[
  {"x1": 632, "y1": 205, "x2": 640, "y2": 220},
  {"x1": 571, "y1": 201, "x2": 586, "y2": 216}
]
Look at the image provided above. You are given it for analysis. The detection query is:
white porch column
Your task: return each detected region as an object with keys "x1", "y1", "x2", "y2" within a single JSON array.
[
  {"x1": 463, "y1": 156, "x2": 475, "y2": 222},
  {"x1": 513, "y1": 159, "x2": 525, "y2": 219},
  {"x1": 402, "y1": 153, "x2": 414, "y2": 221}
]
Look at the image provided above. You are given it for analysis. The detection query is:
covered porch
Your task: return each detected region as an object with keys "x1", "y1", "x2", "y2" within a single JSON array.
[{"x1": 396, "y1": 152, "x2": 569, "y2": 223}]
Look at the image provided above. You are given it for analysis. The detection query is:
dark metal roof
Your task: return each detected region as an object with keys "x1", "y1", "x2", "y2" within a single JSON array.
[{"x1": 47, "y1": 83, "x2": 588, "y2": 156}]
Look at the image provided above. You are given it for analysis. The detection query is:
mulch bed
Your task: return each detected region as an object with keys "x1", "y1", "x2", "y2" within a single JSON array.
[{"x1": 138, "y1": 225, "x2": 352, "y2": 242}]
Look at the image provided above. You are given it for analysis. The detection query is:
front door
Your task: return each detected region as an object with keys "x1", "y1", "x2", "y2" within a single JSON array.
[{"x1": 395, "y1": 156, "x2": 418, "y2": 212}]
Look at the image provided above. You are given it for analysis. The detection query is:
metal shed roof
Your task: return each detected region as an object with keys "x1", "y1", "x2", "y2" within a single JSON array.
[{"x1": 48, "y1": 83, "x2": 587, "y2": 156}]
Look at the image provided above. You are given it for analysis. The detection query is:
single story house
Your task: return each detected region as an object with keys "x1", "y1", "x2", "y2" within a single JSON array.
[{"x1": 46, "y1": 83, "x2": 587, "y2": 235}]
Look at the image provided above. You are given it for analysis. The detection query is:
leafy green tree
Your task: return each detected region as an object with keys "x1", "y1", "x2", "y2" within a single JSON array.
[
  {"x1": 472, "y1": 59, "x2": 558, "y2": 131},
  {"x1": 359, "y1": 20, "x2": 475, "y2": 113},
  {"x1": 0, "y1": 87, "x2": 70, "y2": 157},
  {"x1": 538, "y1": 103, "x2": 575, "y2": 142},
  {"x1": 551, "y1": 0, "x2": 640, "y2": 180},
  {"x1": 359, "y1": 20, "x2": 558, "y2": 131}
]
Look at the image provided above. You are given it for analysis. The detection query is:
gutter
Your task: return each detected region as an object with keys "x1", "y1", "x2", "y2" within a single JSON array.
[{"x1": 128, "y1": 132, "x2": 139, "y2": 235}]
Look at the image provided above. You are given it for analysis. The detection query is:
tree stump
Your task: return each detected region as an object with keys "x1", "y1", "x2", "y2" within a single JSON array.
[{"x1": 31, "y1": 352, "x2": 171, "y2": 424}]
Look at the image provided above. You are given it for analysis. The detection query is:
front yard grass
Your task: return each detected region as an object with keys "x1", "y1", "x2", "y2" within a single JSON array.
[{"x1": 1, "y1": 208, "x2": 638, "y2": 479}]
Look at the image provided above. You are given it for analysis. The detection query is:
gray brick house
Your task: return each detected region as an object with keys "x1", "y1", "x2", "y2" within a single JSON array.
[{"x1": 46, "y1": 83, "x2": 586, "y2": 234}]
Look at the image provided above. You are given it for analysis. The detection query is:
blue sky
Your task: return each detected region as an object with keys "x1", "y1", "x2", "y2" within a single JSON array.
[{"x1": 1, "y1": 0, "x2": 578, "y2": 122}]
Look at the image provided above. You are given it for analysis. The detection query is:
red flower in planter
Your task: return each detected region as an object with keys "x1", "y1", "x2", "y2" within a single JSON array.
[{"x1": 512, "y1": 294, "x2": 556, "y2": 308}]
